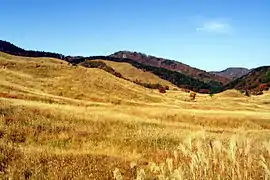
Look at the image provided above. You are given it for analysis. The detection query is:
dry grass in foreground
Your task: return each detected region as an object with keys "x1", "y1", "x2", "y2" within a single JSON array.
[{"x1": 113, "y1": 134, "x2": 270, "y2": 180}]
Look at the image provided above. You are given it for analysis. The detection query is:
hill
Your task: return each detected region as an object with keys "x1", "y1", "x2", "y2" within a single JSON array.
[
  {"x1": 0, "y1": 40, "x2": 65, "y2": 60},
  {"x1": 94, "y1": 60, "x2": 176, "y2": 89},
  {"x1": 1, "y1": 40, "x2": 224, "y2": 93},
  {"x1": 0, "y1": 52, "x2": 161, "y2": 104},
  {"x1": 70, "y1": 56, "x2": 224, "y2": 93},
  {"x1": 1, "y1": 40, "x2": 269, "y2": 95},
  {"x1": 110, "y1": 51, "x2": 230, "y2": 85},
  {"x1": 0, "y1": 53, "x2": 270, "y2": 179},
  {"x1": 211, "y1": 67, "x2": 250, "y2": 80},
  {"x1": 224, "y1": 66, "x2": 270, "y2": 91}
]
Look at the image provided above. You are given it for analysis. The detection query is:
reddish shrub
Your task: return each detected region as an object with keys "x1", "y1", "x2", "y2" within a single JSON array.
[
  {"x1": 189, "y1": 92, "x2": 197, "y2": 100},
  {"x1": 114, "y1": 72, "x2": 123, "y2": 78},
  {"x1": 158, "y1": 86, "x2": 166, "y2": 93},
  {"x1": 198, "y1": 89, "x2": 211, "y2": 94},
  {"x1": 259, "y1": 83, "x2": 269, "y2": 91},
  {"x1": 0, "y1": 93, "x2": 22, "y2": 99}
]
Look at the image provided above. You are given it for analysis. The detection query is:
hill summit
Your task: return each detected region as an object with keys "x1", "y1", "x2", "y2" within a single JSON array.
[{"x1": 110, "y1": 51, "x2": 230, "y2": 85}]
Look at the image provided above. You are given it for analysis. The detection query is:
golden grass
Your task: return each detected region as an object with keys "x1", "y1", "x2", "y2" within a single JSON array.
[
  {"x1": 0, "y1": 52, "x2": 270, "y2": 179},
  {"x1": 98, "y1": 60, "x2": 176, "y2": 89}
]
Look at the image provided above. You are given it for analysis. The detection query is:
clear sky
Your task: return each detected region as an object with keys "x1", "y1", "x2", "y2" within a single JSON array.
[{"x1": 1, "y1": 0, "x2": 269, "y2": 71}]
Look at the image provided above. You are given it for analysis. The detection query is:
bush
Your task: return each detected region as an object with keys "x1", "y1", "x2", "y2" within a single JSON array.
[
  {"x1": 189, "y1": 92, "x2": 196, "y2": 100},
  {"x1": 245, "y1": 90, "x2": 250, "y2": 97},
  {"x1": 158, "y1": 86, "x2": 166, "y2": 93},
  {"x1": 259, "y1": 83, "x2": 269, "y2": 91}
]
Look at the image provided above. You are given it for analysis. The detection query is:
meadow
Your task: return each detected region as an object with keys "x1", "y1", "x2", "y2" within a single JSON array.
[{"x1": 0, "y1": 52, "x2": 269, "y2": 179}]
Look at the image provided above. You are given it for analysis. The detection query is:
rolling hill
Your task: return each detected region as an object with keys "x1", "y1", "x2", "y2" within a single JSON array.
[
  {"x1": 93, "y1": 60, "x2": 176, "y2": 89},
  {"x1": 0, "y1": 52, "x2": 162, "y2": 104},
  {"x1": 110, "y1": 51, "x2": 230, "y2": 85},
  {"x1": 69, "y1": 56, "x2": 224, "y2": 93},
  {"x1": 224, "y1": 66, "x2": 270, "y2": 91},
  {"x1": 1, "y1": 40, "x2": 269, "y2": 95},
  {"x1": 0, "y1": 40, "x2": 224, "y2": 93}
]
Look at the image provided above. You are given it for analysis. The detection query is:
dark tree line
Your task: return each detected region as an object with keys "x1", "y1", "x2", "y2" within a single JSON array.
[{"x1": 0, "y1": 40, "x2": 65, "y2": 60}]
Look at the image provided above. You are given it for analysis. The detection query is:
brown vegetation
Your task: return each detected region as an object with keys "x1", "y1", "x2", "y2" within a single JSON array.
[{"x1": 0, "y1": 52, "x2": 270, "y2": 179}]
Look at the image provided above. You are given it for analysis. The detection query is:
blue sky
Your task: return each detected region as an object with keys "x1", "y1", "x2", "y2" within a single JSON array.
[{"x1": 1, "y1": 0, "x2": 269, "y2": 71}]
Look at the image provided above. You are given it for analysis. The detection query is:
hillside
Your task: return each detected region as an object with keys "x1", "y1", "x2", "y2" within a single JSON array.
[
  {"x1": 0, "y1": 40, "x2": 65, "y2": 59},
  {"x1": 211, "y1": 67, "x2": 250, "y2": 80},
  {"x1": 224, "y1": 66, "x2": 270, "y2": 91},
  {"x1": 1, "y1": 53, "x2": 270, "y2": 179},
  {"x1": 0, "y1": 52, "x2": 162, "y2": 104},
  {"x1": 69, "y1": 56, "x2": 224, "y2": 93},
  {"x1": 0, "y1": 40, "x2": 223, "y2": 93},
  {"x1": 110, "y1": 51, "x2": 230, "y2": 85},
  {"x1": 95, "y1": 60, "x2": 176, "y2": 89},
  {"x1": 1, "y1": 40, "x2": 269, "y2": 95}
]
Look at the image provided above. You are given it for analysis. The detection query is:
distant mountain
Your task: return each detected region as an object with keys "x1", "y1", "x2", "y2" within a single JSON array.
[
  {"x1": 224, "y1": 66, "x2": 270, "y2": 91},
  {"x1": 110, "y1": 51, "x2": 230, "y2": 85},
  {"x1": 0, "y1": 40, "x2": 65, "y2": 59},
  {"x1": 211, "y1": 67, "x2": 250, "y2": 80}
]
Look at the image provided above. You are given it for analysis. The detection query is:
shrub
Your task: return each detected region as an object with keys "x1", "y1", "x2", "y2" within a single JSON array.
[
  {"x1": 114, "y1": 72, "x2": 123, "y2": 78},
  {"x1": 199, "y1": 89, "x2": 210, "y2": 94},
  {"x1": 245, "y1": 90, "x2": 250, "y2": 97},
  {"x1": 158, "y1": 86, "x2": 166, "y2": 93},
  {"x1": 189, "y1": 92, "x2": 196, "y2": 101},
  {"x1": 259, "y1": 83, "x2": 269, "y2": 91},
  {"x1": 252, "y1": 90, "x2": 263, "y2": 96}
]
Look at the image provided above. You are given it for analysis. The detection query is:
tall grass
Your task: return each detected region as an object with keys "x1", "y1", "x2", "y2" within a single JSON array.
[{"x1": 114, "y1": 135, "x2": 270, "y2": 180}]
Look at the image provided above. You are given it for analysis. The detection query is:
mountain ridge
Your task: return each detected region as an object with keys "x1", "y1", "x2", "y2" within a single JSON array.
[
  {"x1": 224, "y1": 66, "x2": 270, "y2": 92},
  {"x1": 210, "y1": 67, "x2": 250, "y2": 80},
  {"x1": 110, "y1": 51, "x2": 230, "y2": 85}
]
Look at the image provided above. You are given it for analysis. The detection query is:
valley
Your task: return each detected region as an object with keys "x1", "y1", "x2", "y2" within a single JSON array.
[{"x1": 0, "y1": 52, "x2": 270, "y2": 179}]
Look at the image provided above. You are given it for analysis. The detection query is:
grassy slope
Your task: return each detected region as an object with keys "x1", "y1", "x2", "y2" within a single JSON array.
[
  {"x1": 97, "y1": 60, "x2": 176, "y2": 89},
  {"x1": 0, "y1": 52, "x2": 270, "y2": 179}
]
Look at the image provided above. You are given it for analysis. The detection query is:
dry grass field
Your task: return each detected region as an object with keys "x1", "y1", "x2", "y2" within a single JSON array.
[
  {"x1": 98, "y1": 60, "x2": 176, "y2": 89},
  {"x1": 0, "y1": 52, "x2": 270, "y2": 179}
]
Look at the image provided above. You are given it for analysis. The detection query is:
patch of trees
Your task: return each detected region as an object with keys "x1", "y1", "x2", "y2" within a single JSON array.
[
  {"x1": 80, "y1": 61, "x2": 123, "y2": 78},
  {"x1": 132, "y1": 79, "x2": 169, "y2": 91}
]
